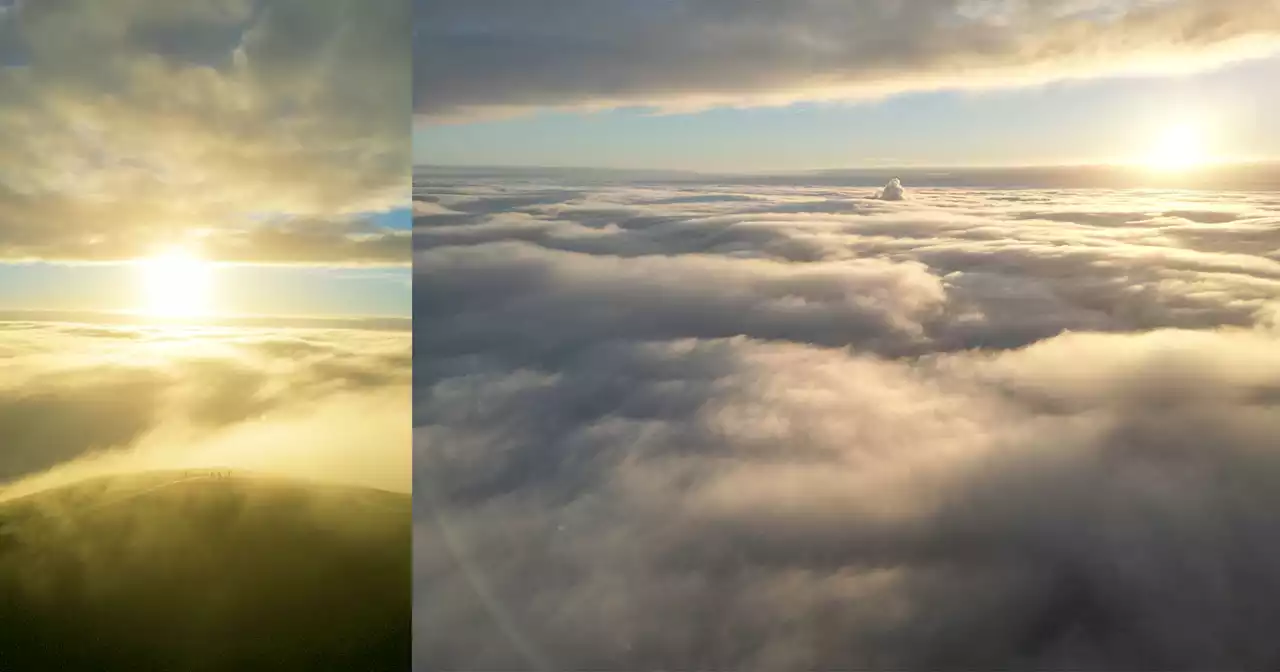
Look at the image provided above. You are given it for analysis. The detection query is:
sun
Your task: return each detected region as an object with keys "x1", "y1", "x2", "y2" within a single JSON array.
[
  {"x1": 1144, "y1": 122, "x2": 1207, "y2": 172},
  {"x1": 136, "y1": 247, "x2": 215, "y2": 318}
]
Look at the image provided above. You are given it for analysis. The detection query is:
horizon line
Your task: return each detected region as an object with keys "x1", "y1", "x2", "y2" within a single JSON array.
[
  {"x1": 0, "y1": 308, "x2": 412, "y2": 331},
  {"x1": 414, "y1": 157, "x2": 1280, "y2": 177}
]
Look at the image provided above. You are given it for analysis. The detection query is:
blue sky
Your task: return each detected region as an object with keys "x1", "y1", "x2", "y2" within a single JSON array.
[
  {"x1": 368, "y1": 207, "x2": 413, "y2": 230},
  {"x1": 416, "y1": 54, "x2": 1280, "y2": 172}
]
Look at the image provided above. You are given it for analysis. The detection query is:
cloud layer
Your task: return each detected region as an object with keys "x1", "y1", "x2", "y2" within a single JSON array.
[
  {"x1": 415, "y1": 0, "x2": 1280, "y2": 120},
  {"x1": 0, "y1": 320, "x2": 411, "y2": 500},
  {"x1": 416, "y1": 172, "x2": 1280, "y2": 669},
  {"x1": 0, "y1": 0, "x2": 410, "y2": 263}
]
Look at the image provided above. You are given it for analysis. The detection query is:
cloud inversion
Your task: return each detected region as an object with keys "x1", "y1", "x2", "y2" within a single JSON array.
[
  {"x1": 0, "y1": 320, "x2": 411, "y2": 500},
  {"x1": 416, "y1": 170, "x2": 1280, "y2": 670},
  {"x1": 0, "y1": 317, "x2": 413, "y2": 669}
]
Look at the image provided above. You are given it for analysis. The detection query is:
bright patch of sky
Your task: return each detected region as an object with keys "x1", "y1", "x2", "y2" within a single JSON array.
[
  {"x1": 416, "y1": 54, "x2": 1280, "y2": 171},
  {"x1": 0, "y1": 261, "x2": 409, "y2": 319}
]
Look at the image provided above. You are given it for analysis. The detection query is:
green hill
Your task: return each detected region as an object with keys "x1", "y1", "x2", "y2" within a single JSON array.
[{"x1": 0, "y1": 470, "x2": 410, "y2": 671}]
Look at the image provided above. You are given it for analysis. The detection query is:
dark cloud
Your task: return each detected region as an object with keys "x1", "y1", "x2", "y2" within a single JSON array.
[
  {"x1": 0, "y1": 0, "x2": 409, "y2": 263},
  {"x1": 415, "y1": 172, "x2": 1280, "y2": 669},
  {"x1": 415, "y1": 0, "x2": 1280, "y2": 120}
]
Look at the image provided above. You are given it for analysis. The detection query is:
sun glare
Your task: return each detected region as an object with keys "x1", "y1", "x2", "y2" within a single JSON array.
[
  {"x1": 137, "y1": 248, "x2": 215, "y2": 318},
  {"x1": 1145, "y1": 122, "x2": 1207, "y2": 172}
]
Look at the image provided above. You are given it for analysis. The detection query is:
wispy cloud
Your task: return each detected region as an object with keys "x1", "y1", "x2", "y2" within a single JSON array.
[{"x1": 0, "y1": 0, "x2": 409, "y2": 263}]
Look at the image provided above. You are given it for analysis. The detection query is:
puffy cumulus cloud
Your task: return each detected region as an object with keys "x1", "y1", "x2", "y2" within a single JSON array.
[
  {"x1": 0, "y1": 320, "x2": 411, "y2": 500},
  {"x1": 0, "y1": 0, "x2": 410, "y2": 263},
  {"x1": 415, "y1": 172, "x2": 1280, "y2": 669},
  {"x1": 415, "y1": 0, "x2": 1280, "y2": 120},
  {"x1": 879, "y1": 177, "x2": 907, "y2": 201},
  {"x1": 419, "y1": 242, "x2": 948, "y2": 365}
]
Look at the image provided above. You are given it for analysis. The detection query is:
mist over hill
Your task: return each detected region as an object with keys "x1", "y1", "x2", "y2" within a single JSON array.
[{"x1": 0, "y1": 470, "x2": 410, "y2": 671}]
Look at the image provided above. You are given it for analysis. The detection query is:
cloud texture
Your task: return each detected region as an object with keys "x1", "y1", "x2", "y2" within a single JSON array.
[
  {"x1": 879, "y1": 177, "x2": 907, "y2": 201},
  {"x1": 415, "y1": 0, "x2": 1280, "y2": 120},
  {"x1": 416, "y1": 171, "x2": 1280, "y2": 669},
  {"x1": 0, "y1": 320, "x2": 411, "y2": 500},
  {"x1": 0, "y1": 0, "x2": 410, "y2": 263}
]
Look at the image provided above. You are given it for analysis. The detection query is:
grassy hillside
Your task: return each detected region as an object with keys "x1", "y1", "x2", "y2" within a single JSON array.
[{"x1": 0, "y1": 470, "x2": 410, "y2": 671}]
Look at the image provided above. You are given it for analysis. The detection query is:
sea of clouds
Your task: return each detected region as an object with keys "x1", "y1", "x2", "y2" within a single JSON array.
[
  {"x1": 0, "y1": 321, "x2": 412, "y2": 501},
  {"x1": 415, "y1": 170, "x2": 1280, "y2": 670}
]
